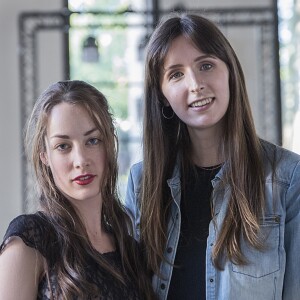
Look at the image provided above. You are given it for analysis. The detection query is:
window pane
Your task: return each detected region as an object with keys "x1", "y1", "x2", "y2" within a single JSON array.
[{"x1": 69, "y1": 1, "x2": 149, "y2": 198}]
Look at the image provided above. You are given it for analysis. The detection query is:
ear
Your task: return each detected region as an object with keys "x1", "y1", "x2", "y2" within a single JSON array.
[{"x1": 40, "y1": 152, "x2": 49, "y2": 166}]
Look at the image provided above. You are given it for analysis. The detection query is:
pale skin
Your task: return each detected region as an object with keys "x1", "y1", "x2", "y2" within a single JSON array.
[
  {"x1": 0, "y1": 238, "x2": 43, "y2": 299},
  {"x1": 160, "y1": 35, "x2": 230, "y2": 167},
  {"x1": 41, "y1": 103, "x2": 115, "y2": 253},
  {"x1": 0, "y1": 103, "x2": 114, "y2": 298}
]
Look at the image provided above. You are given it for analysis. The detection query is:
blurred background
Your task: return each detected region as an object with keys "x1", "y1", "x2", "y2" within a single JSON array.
[{"x1": 0, "y1": 0, "x2": 299, "y2": 238}]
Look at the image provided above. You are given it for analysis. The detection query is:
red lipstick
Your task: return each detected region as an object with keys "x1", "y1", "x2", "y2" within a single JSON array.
[{"x1": 73, "y1": 174, "x2": 95, "y2": 185}]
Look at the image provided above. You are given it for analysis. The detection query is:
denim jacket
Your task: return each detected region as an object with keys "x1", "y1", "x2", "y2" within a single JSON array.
[{"x1": 125, "y1": 141, "x2": 300, "y2": 300}]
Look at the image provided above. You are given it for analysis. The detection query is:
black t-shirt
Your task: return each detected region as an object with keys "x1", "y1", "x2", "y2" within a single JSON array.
[
  {"x1": 167, "y1": 166, "x2": 220, "y2": 300},
  {"x1": 0, "y1": 212, "x2": 141, "y2": 300}
]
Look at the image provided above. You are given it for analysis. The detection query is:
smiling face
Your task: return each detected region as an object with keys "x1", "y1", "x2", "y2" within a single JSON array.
[
  {"x1": 40, "y1": 102, "x2": 106, "y2": 205},
  {"x1": 160, "y1": 35, "x2": 230, "y2": 134}
]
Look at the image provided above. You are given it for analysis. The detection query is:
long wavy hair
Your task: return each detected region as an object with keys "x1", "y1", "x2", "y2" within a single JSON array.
[
  {"x1": 141, "y1": 13, "x2": 265, "y2": 275},
  {"x1": 25, "y1": 80, "x2": 154, "y2": 299}
]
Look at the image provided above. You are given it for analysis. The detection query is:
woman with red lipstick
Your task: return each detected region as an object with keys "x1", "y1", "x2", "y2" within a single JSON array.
[
  {"x1": 125, "y1": 13, "x2": 300, "y2": 300},
  {"x1": 0, "y1": 80, "x2": 155, "y2": 299}
]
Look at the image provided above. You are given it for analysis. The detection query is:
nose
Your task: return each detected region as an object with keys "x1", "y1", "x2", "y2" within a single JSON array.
[
  {"x1": 73, "y1": 146, "x2": 90, "y2": 169},
  {"x1": 189, "y1": 71, "x2": 205, "y2": 93}
]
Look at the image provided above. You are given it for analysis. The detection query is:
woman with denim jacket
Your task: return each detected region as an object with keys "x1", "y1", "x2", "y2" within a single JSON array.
[{"x1": 125, "y1": 13, "x2": 300, "y2": 300}]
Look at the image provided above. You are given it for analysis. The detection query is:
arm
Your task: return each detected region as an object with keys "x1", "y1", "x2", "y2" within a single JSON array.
[
  {"x1": 0, "y1": 237, "x2": 43, "y2": 300},
  {"x1": 283, "y1": 161, "x2": 300, "y2": 299}
]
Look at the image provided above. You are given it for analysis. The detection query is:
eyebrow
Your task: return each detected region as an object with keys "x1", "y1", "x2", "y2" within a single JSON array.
[
  {"x1": 50, "y1": 127, "x2": 99, "y2": 139},
  {"x1": 163, "y1": 54, "x2": 216, "y2": 73}
]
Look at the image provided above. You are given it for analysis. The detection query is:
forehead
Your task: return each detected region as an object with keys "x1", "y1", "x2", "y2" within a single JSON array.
[
  {"x1": 163, "y1": 35, "x2": 205, "y2": 66},
  {"x1": 46, "y1": 102, "x2": 96, "y2": 135}
]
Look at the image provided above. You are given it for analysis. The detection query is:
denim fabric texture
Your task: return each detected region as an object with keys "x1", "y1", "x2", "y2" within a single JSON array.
[{"x1": 125, "y1": 140, "x2": 300, "y2": 300}]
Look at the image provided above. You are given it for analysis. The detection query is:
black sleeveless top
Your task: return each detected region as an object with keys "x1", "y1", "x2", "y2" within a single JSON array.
[{"x1": 0, "y1": 212, "x2": 141, "y2": 299}]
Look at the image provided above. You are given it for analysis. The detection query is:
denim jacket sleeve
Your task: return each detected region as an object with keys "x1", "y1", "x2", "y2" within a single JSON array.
[
  {"x1": 282, "y1": 159, "x2": 300, "y2": 298},
  {"x1": 124, "y1": 162, "x2": 142, "y2": 241}
]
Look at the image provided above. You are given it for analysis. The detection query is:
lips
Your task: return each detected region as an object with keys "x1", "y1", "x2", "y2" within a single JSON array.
[
  {"x1": 73, "y1": 174, "x2": 95, "y2": 185},
  {"x1": 189, "y1": 97, "x2": 214, "y2": 108}
]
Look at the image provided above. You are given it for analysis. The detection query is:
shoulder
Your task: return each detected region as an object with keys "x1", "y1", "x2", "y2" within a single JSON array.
[
  {"x1": 261, "y1": 140, "x2": 300, "y2": 178},
  {"x1": 127, "y1": 161, "x2": 143, "y2": 193},
  {"x1": 1, "y1": 212, "x2": 55, "y2": 259},
  {"x1": 261, "y1": 139, "x2": 300, "y2": 162},
  {"x1": 0, "y1": 214, "x2": 47, "y2": 298},
  {"x1": 125, "y1": 163, "x2": 143, "y2": 238},
  {"x1": 129, "y1": 161, "x2": 143, "y2": 179},
  {"x1": 0, "y1": 236, "x2": 43, "y2": 299},
  {"x1": 0, "y1": 236, "x2": 43, "y2": 269}
]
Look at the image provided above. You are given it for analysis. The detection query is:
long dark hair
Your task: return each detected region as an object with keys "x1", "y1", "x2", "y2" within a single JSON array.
[
  {"x1": 140, "y1": 13, "x2": 265, "y2": 275},
  {"x1": 25, "y1": 80, "x2": 154, "y2": 299}
]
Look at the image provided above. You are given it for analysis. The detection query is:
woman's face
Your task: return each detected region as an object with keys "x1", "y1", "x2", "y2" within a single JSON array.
[
  {"x1": 160, "y1": 35, "x2": 230, "y2": 134},
  {"x1": 41, "y1": 102, "x2": 106, "y2": 205}
]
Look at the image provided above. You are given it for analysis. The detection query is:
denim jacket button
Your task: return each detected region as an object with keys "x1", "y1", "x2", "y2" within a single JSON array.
[
  {"x1": 167, "y1": 247, "x2": 173, "y2": 253},
  {"x1": 161, "y1": 283, "x2": 166, "y2": 290},
  {"x1": 210, "y1": 278, "x2": 214, "y2": 283}
]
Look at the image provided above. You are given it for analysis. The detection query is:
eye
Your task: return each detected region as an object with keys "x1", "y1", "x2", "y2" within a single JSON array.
[
  {"x1": 170, "y1": 71, "x2": 183, "y2": 80},
  {"x1": 200, "y1": 63, "x2": 213, "y2": 71},
  {"x1": 87, "y1": 138, "x2": 100, "y2": 146},
  {"x1": 56, "y1": 143, "x2": 70, "y2": 151}
]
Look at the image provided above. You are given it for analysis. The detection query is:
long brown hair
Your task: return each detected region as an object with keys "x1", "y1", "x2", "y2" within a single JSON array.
[
  {"x1": 25, "y1": 80, "x2": 154, "y2": 299},
  {"x1": 141, "y1": 13, "x2": 265, "y2": 275}
]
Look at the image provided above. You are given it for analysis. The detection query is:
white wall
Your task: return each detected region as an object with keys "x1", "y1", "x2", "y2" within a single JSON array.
[{"x1": 0, "y1": 0, "x2": 63, "y2": 239}]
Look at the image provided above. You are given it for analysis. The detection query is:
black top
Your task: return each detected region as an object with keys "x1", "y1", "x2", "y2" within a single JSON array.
[
  {"x1": 167, "y1": 166, "x2": 220, "y2": 300},
  {"x1": 0, "y1": 212, "x2": 141, "y2": 300}
]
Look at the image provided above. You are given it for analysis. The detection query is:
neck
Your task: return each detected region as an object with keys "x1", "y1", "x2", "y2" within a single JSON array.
[
  {"x1": 86, "y1": 226, "x2": 115, "y2": 254},
  {"x1": 83, "y1": 210, "x2": 116, "y2": 254},
  {"x1": 188, "y1": 126, "x2": 223, "y2": 167},
  {"x1": 71, "y1": 198, "x2": 115, "y2": 253}
]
